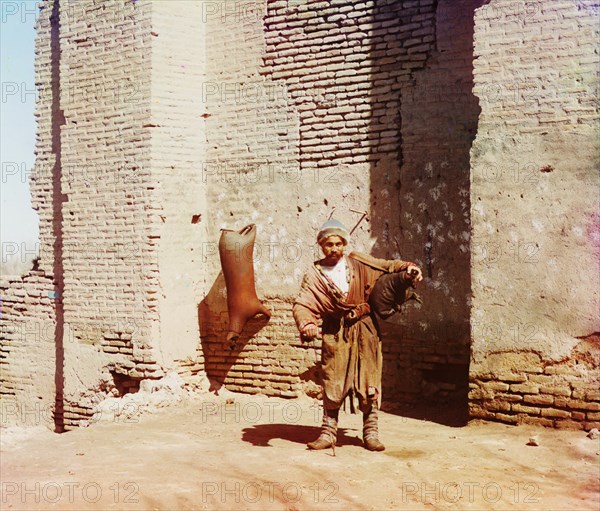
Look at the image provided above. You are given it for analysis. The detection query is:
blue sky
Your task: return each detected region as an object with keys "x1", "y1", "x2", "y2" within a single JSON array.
[{"x1": 1, "y1": 0, "x2": 40, "y2": 263}]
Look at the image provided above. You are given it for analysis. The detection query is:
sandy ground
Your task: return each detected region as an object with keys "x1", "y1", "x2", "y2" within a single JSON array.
[{"x1": 1, "y1": 393, "x2": 599, "y2": 511}]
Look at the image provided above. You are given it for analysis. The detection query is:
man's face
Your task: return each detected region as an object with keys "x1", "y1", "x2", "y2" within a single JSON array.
[{"x1": 320, "y1": 235, "x2": 345, "y2": 264}]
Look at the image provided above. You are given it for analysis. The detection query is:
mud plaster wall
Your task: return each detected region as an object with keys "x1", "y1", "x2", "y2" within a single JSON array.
[
  {"x1": 151, "y1": 2, "x2": 207, "y2": 377},
  {"x1": 469, "y1": 0, "x2": 600, "y2": 428}
]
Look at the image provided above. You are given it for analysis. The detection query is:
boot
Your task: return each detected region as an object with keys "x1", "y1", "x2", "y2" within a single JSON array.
[
  {"x1": 307, "y1": 410, "x2": 338, "y2": 450},
  {"x1": 363, "y1": 405, "x2": 385, "y2": 451}
]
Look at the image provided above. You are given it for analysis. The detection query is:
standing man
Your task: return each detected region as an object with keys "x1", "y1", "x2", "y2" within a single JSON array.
[{"x1": 293, "y1": 219, "x2": 422, "y2": 451}]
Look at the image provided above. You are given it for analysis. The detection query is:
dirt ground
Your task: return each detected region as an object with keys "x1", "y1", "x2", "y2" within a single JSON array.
[{"x1": 1, "y1": 393, "x2": 598, "y2": 511}]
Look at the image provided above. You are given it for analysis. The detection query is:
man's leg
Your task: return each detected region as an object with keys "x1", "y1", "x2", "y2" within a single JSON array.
[
  {"x1": 361, "y1": 400, "x2": 385, "y2": 451},
  {"x1": 307, "y1": 406, "x2": 339, "y2": 450},
  {"x1": 308, "y1": 329, "x2": 348, "y2": 450},
  {"x1": 354, "y1": 319, "x2": 385, "y2": 451}
]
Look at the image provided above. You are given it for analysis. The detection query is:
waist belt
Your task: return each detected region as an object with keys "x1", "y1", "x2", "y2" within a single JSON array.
[{"x1": 345, "y1": 302, "x2": 371, "y2": 322}]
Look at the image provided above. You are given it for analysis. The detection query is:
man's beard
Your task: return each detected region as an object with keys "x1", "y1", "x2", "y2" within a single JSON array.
[{"x1": 323, "y1": 252, "x2": 342, "y2": 265}]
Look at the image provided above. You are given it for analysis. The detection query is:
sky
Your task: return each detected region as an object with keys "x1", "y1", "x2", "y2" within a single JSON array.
[{"x1": 0, "y1": 0, "x2": 40, "y2": 266}]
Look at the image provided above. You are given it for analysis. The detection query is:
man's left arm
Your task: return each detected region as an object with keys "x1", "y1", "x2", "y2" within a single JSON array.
[{"x1": 349, "y1": 252, "x2": 423, "y2": 282}]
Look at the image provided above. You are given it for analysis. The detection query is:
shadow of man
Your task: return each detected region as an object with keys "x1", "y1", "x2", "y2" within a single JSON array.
[{"x1": 241, "y1": 423, "x2": 363, "y2": 448}]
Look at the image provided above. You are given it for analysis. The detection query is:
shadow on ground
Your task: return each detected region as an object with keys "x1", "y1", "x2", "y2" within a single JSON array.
[
  {"x1": 241, "y1": 423, "x2": 363, "y2": 448},
  {"x1": 381, "y1": 400, "x2": 469, "y2": 428}
]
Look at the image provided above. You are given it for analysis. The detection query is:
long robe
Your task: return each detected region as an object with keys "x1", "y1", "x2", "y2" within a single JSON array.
[{"x1": 293, "y1": 251, "x2": 408, "y2": 411}]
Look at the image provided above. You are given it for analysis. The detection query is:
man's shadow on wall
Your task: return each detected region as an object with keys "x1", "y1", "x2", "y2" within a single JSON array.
[{"x1": 198, "y1": 272, "x2": 269, "y2": 391}]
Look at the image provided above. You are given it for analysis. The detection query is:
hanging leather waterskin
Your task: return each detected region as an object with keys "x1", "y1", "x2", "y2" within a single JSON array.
[
  {"x1": 368, "y1": 270, "x2": 423, "y2": 320},
  {"x1": 219, "y1": 224, "x2": 271, "y2": 343}
]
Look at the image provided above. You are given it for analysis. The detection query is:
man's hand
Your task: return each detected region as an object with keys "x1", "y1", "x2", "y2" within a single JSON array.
[
  {"x1": 406, "y1": 264, "x2": 423, "y2": 283},
  {"x1": 301, "y1": 323, "x2": 320, "y2": 340}
]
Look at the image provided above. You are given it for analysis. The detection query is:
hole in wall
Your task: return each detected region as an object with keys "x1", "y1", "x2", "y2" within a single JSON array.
[{"x1": 109, "y1": 370, "x2": 140, "y2": 396}]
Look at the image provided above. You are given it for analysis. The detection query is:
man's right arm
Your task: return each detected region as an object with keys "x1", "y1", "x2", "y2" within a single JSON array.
[
  {"x1": 293, "y1": 303, "x2": 320, "y2": 339},
  {"x1": 293, "y1": 272, "x2": 321, "y2": 340}
]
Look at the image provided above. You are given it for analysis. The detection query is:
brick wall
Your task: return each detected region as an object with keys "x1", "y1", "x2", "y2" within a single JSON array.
[
  {"x1": 200, "y1": 299, "x2": 317, "y2": 398},
  {"x1": 1, "y1": 1, "x2": 61, "y2": 429},
  {"x1": 29, "y1": 0, "x2": 55, "y2": 274},
  {"x1": 469, "y1": 0, "x2": 600, "y2": 428},
  {"x1": 1, "y1": 0, "x2": 165, "y2": 430},
  {"x1": 57, "y1": 0, "x2": 161, "y2": 429},
  {"x1": 0, "y1": 274, "x2": 56, "y2": 428}
]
